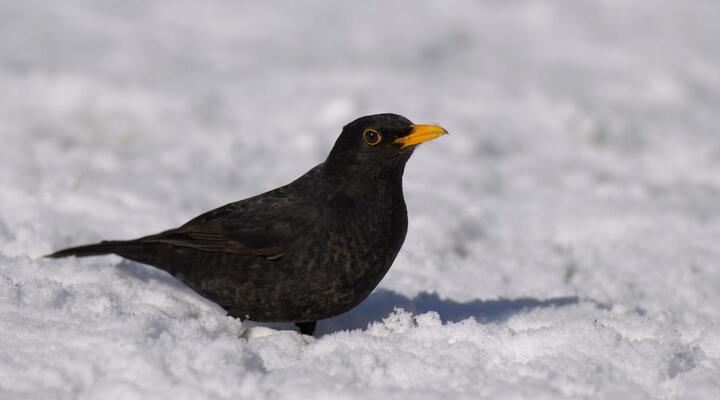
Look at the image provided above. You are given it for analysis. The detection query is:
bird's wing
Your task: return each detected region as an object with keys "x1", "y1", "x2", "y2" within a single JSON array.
[{"x1": 137, "y1": 190, "x2": 320, "y2": 258}]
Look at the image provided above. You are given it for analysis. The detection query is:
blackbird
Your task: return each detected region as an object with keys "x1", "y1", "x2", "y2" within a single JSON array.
[{"x1": 48, "y1": 113, "x2": 447, "y2": 335}]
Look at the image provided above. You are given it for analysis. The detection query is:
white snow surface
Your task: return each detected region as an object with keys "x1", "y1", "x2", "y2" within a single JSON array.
[{"x1": 2, "y1": 1, "x2": 720, "y2": 399}]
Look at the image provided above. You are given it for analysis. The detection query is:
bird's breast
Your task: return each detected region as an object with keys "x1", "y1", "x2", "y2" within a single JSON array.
[{"x1": 323, "y1": 187, "x2": 408, "y2": 270}]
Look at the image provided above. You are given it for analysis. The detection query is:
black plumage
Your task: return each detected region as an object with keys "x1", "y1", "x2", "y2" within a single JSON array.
[{"x1": 48, "y1": 113, "x2": 447, "y2": 335}]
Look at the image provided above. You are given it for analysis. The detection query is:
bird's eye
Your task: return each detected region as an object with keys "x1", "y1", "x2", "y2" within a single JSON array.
[{"x1": 363, "y1": 129, "x2": 382, "y2": 146}]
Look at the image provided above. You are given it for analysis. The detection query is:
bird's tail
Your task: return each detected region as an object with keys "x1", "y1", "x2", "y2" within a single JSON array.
[{"x1": 46, "y1": 240, "x2": 138, "y2": 259}]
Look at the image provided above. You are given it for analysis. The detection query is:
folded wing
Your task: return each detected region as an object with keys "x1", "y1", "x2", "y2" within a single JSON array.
[{"x1": 137, "y1": 190, "x2": 319, "y2": 259}]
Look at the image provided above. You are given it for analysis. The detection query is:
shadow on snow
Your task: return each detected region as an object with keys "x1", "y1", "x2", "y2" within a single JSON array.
[
  {"x1": 242, "y1": 288, "x2": 581, "y2": 336},
  {"x1": 317, "y1": 289, "x2": 580, "y2": 335}
]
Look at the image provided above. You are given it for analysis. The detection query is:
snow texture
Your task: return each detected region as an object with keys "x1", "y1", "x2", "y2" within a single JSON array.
[{"x1": 2, "y1": 1, "x2": 720, "y2": 399}]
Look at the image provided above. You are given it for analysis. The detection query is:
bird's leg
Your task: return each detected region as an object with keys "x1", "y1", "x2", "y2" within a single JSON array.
[{"x1": 295, "y1": 321, "x2": 317, "y2": 336}]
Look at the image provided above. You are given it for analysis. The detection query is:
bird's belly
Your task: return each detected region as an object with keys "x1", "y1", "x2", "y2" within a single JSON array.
[
  {"x1": 165, "y1": 212, "x2": 406, "y2": 322},
  {"x1": 180, "y1": 253, "x2": 393, "y2": 322},
  {"x1": 164, "y1": 242, "x2": 398, "y2": 322}
]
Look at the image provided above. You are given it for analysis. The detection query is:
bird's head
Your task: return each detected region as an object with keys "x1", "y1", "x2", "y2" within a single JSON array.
[{"x1": 326, "y1": 113, "x2": 447, "y2": 179}]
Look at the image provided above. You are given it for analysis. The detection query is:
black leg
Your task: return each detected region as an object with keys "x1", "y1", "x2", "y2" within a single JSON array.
[{"x1": 295, "y1": 321, "x2": 317, "y2": 336}]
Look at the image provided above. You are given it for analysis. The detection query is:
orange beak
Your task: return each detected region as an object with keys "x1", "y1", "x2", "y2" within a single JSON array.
[{"x1": 394, "y1": 124, "x2": 448, "y2": 148}]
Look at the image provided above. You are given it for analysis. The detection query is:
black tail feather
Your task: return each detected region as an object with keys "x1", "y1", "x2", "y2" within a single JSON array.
[
  {"x1": 45, "y1": 241, "x2": 132, "y2": 258},
  {"x1": 46, "y1": 240, "x2": 177, "y2": 277}
]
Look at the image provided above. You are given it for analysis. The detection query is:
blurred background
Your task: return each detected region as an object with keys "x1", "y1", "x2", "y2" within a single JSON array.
[
  {"x1": 3, "y1": 0, "x2": 720, "y2": 321},
  {"x1": 1, "y1": 1, "x2": 720, "y2": 397}
]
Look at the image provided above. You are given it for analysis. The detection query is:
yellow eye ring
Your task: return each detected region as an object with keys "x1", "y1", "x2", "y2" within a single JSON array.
[{"x1": 363, "y1": 128, "x2": 382, "y2": 146}]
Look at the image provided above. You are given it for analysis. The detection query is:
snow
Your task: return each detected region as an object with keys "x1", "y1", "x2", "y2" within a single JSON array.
[{"x1": 2, "y1": 0, "x2": 720, "y2": 398}]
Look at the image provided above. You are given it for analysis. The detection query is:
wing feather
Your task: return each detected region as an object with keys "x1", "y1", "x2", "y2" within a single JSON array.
[{"x1": 138, "y1": 189, "x2": 319, "y2": 258}]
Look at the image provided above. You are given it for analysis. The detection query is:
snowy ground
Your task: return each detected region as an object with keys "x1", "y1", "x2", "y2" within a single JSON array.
[{"x1": 2, "y1": 1, "x2": 720, "y2": 398}]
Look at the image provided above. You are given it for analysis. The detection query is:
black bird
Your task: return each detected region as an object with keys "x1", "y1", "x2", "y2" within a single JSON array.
[{"x1": 48, "y1": 113, "x2": 447, "y2": 335}]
